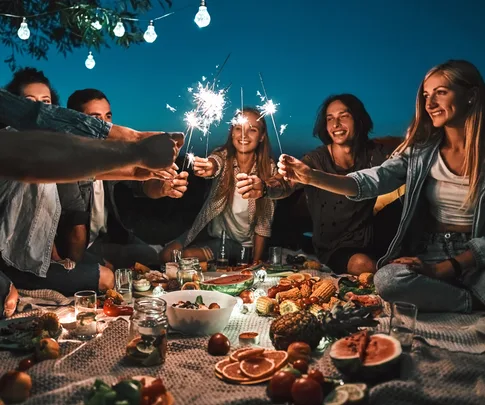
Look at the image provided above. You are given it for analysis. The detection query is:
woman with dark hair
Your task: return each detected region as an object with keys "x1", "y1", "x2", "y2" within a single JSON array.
[
  {"x1": 161, "y1": 107, "x2": 276, "y2": 264},
  {"x1": 236, "y1": 94, "x2": 393, "y2": 274}
]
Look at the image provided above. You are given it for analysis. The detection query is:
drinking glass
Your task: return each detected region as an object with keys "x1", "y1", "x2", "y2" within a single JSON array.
[
  {"x1": 74, "y1": 290, "x2": 97, "y2": 340},
  {"x1": 390, "y1": 301, "x2": 417, "y2": 349},
  {"x1": 115, "y1": 268, "x2": 133, "y2": 304},
  {"x1": 237, "y1": 244, "x2": 253, "y2": 266},
  {"x1": 269, "y1": 246, "x2": 282, "y2": 265}
]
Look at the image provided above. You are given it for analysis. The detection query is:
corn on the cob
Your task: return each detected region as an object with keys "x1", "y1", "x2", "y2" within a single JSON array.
[
  {"x1": 256, "y1": 296, "x2": 275, "y2": 315},
  {"x1": 276, "y1": 287, "x2": 302, "y2": 303},
  {"x1": 310, "y1": 280, "x2": 336, "y2": 303},
  {"x1": 308, "y1": 303, "x2": 325, "y2": 317},
  {"x1": 300, "y1": 283, "x2": 312, "y2": 298},
  {"x1": 279, "y1": 299, "x2": 301, "y2": 315}
]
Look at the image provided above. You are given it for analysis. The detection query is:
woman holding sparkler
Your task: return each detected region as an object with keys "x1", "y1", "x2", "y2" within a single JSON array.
[
  {"x1": 237, "y1": 94, "x2": 393, "y2": 275},
  {"x1": 161, "y1": 107, "x2": 276, "y2": 265},
  {"x1": 274, "y1": 60, "x2": 485, "y2": 312}
]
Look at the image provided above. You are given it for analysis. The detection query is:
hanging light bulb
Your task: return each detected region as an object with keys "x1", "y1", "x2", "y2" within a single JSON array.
[
  {"x1": 194, "y1": 0, "x2": 211, "y2": 28},
  {"x1": 17, "y1": 17, "x2": 30, "y2": 40},
  {"x1": 113, "y1": 19, "x2": 125, "y2": 37},
  {"x1": 85, "y1": 52, "x2": 96, "y2": 69},
  {"x1": 143, "y1": 20, "x2": 157, "y2": 43},
  {"x1": 91, "y1": 20, "x2": 102, "y2": 30}
]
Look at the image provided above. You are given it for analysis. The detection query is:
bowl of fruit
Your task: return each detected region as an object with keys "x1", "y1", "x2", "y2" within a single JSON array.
[{"x1": 163, "y1": 290, "x2": 237, "y2": 336}]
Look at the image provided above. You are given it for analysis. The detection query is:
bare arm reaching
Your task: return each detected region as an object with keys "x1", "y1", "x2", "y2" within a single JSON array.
[{"x1": 0, "y1": 131, "x2": 183, "y2": 183}]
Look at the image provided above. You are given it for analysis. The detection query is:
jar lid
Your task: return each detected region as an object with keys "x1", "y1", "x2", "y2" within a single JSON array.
[{"x1": 239, "y1": 331, "x2": 259, "y2": 345}]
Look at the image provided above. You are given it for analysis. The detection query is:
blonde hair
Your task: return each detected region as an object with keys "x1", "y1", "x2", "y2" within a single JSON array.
[{"x1": 396, "y1": 60, "x2": 485, "y2": 204}]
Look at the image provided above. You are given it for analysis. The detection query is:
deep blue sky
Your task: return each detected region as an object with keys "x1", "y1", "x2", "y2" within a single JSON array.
[{"x1": 1, "y1": 0, "x2": 485, "y2": 157}]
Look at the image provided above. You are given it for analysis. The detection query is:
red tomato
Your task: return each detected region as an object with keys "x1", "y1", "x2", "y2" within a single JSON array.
[
  {"x1": 291, "y1": 377, "x2": 323, "y2": 405},
  {"x1": 292, "y1": 359, "x2": 309, "y2": 374},
  {"x1": 267, "y1": 371, "x2": 297, "y2": 403}
]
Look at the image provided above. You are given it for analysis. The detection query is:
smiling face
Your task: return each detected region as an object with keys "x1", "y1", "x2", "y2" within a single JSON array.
[
  {"x1": 325, "y1": 100, "x2": 355, "y2": 145},
  {"x1": 423, "y1": 72, "x2": 470, "y2": 128},
  {"x1": 231, "y1": 111, "x2": 264, "y2": 153},
  {"x1": 81, "y1": 98, "x2": 112, "y2": 123},
  {"x1": 22, "y1": 82, "x2": 52, "y2": 104}
]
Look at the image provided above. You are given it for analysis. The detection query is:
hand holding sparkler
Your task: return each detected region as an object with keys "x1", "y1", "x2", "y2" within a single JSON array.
[
  {"x1": 135, "y1": 132, "x2": 184, "y2": 171},
  {"x1": 278, "y1": 154, "x2": 313, "y2": 185},
  {"x1": 193, "y1": 156, "x2": 216, "y2": 177},
  {"x1": 143, "y1": 171, "x2": 189, "y2": 199},
  {"x1": 235, "y1": 172, "x2": 264, "y2": 199}
]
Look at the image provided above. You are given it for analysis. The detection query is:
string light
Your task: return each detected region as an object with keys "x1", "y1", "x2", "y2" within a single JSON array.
[
  {"x1": 194, "y1": 0, "x2": 211, "y2": 28},
  {"x1": 91, "y1": 19, "x2": 102, "y2": 30},
  {"x1": 17, "y1": 17, "x2": 30, "y2": 40},
  {"x1": 113, "y1": 19, "x2": 125, "y2": 37},
  {"x1": 85, "y1": 51, "x2": 95, "y2": 69},
  {"x1": 143, "y1": 20, "x2": 157, "y2": 43}
]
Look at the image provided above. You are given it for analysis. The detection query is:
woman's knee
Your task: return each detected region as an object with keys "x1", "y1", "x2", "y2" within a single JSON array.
[
  {"x1": 374, "y1": 264, "x2": 414, "y2": 300},
  {"x1": 347, "y1": 254, "x2": 377, "y2": 275},
  {"x1": 99, "y1": 265, "x2": 114, "y2": 291}
]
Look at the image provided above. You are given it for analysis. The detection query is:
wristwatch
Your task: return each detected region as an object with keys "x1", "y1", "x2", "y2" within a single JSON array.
[{"x1": 261, "y1": 181, "x2": 268, "y2": 198}]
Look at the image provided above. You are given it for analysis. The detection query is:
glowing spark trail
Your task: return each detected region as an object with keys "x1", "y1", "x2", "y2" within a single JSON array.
[
  {"x1": 187, "y1": 152, "x2": 195, "y2": 168},
  {"x1": 257, "y1": 72, "x2": 283, "y2": 155},
  {"x1": 187, "y1": 87, "x2": 194, "y2": 93},
  {"x1": 279, "y1": 124, "x2": 288, "y2": 135},
  {"x1": 166, "y1": 104, "x2": 177, "y2": 112}
]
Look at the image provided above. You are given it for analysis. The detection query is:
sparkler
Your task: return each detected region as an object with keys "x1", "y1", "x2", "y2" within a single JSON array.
[
  {"x1": 257, "y1": 72, "x2": 284, "y2": 155},
  {"x1": 279, "y1": 124, "x2": 288, "y2": 135},
  {"x1": 181, "y1": 54, "x2": 232, "y2": 171},
  {"x1": 166, "y1": 103, "x2": 176, "y2": 112}
]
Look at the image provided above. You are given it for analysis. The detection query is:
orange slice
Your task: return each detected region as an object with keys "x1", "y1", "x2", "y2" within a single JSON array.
[
  {"x1": 301, "y1": 272, "x2": 313, "y2": 280},
  {"x1": 222, "y1": 362, "x2": 251, "y2": 382},
  {"x1": 229, "y1": 347, "x2": 252, "y2": 362},
  {"x1": 215, "y1": 358, "x2": 232, "y2": 375},
  {"x1": 279, "y1": 278, "x2": 294, "y2": 287},
  {"x1": 236, "y1": 347, "x2": 265, "y2": 361},
  {"x1": 239, "y1": 357, "x2": 275, "y2": 379},
  {"x1": 262, "y1": 350, "x2": 289, "y2": 370}
]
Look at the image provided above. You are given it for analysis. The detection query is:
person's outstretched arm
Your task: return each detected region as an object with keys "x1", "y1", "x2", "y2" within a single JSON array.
[{"x1": 0, "y1": 131, "x2": 184, "y2": 183}]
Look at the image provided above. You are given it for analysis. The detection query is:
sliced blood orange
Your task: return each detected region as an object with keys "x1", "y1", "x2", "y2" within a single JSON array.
[
  {"x1": 236, "y1": 347, "x2": 265, "y2": 361},
  {"x1": 215, "y1": 358, "x2": 232, "y2": 375},
  {"x1": 222, "y1": 362, "x2": 251, "y2": 382},
  {"x1": 262, "y1": 350, "x2": 288, "y2": 370},
  {"x1": 229, "y1": 347, "x2": 252, "y2": 362},
  {"x1": 287, "y1": 273, "x2": 306, "y2": 283},
  {"x1": 239, "y1": 357, "x2": 275, "y2": 379}
]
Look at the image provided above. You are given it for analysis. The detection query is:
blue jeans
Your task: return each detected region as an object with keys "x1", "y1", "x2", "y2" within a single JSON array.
[{"x1": 374, "y1": 232, "x2": 473, "y2": 313}]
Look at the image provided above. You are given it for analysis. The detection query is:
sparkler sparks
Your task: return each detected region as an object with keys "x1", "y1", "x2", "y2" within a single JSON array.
[
  {"x1": 257, "y1": 99, "x2": 278, "y2": 118},
  {"x1": 187, "y1": 152, "x2": 195, "y2": 168},
  {"x1": 166, "y1": 103, "x2": 177, "y2": 112},
  {"x1": 230, "y1": 110, "x2": 249, "y2": 126},
  {"x1": 279, "y1": 124, "x2": 288, "y2": 135}
]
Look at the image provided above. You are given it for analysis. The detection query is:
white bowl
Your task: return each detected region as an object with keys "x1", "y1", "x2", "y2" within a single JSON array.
[{"x1": 163, "y1": 290, "x2": 237, "y2": 336}]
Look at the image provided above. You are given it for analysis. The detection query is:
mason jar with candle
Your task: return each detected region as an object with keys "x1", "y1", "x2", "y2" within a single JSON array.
[
  {"x1": 177, "y1": 257, "x2": 204, "y2": 288},
  {"x1": 126, "y1": 297, "x2": 168, "y2": 366}
]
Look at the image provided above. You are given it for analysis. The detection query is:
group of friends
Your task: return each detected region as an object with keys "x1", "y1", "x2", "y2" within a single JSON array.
[{"x1": 0, "y1": 59, "x2": 484, "y2": 319}]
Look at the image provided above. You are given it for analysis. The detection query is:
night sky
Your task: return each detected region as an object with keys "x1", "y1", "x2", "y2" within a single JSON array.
[{"x1": 1, "y1": 0, "x2": 484, "y2": 158}]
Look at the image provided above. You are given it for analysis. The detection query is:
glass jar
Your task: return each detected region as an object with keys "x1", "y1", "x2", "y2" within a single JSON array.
[
  {"x1": 126, "y1": 297, "x2": 168, "y2": 366},
  {"x1": 177, "y1": 257, "x2": 204, "y2": 288}
]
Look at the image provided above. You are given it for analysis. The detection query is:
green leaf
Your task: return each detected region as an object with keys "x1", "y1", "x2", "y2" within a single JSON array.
[{"x1": 195, "y1": 295, "x2": 204, "y2": 305}]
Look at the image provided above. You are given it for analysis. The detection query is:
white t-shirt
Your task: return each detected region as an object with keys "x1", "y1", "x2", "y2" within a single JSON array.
[
  {"x1": 209, "y1": 190, "x2": 252, "y2": 244},
  {"x1": 88, "y1": 180, "x2": 108, "y2": 246}
]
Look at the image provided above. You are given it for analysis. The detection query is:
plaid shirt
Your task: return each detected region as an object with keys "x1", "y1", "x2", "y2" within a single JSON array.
[{"x1": 181, "y1": 149, "x2": 277, "y2": 247}]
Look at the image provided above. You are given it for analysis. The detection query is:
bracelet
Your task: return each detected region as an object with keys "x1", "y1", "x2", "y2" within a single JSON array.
[
  {"x1": 448, "y1": 257, "x2": 463, "y2": 280},
  {"x1": 261, "y1": 181, "x2": 268, "y2": 198}
]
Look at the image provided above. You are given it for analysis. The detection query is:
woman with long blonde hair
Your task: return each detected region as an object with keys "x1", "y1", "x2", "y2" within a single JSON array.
[
  {"x1": 274, "y1": 60, "x2": 485, "y2": 312},
  {"x1": 161, "y1": 107, "x2": 276, "y2": 264}
]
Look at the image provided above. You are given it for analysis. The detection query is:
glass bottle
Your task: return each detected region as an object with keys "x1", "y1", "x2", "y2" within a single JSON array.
[
  {"x1": 216, "y1": 230, "x2": 229, "y2": 270},
  {"x1": 177, "y1": 257, "x2": 204, "y2": 288},
  {"x1": 126, "y1": 297, "x2": 168, "y2": 366}
]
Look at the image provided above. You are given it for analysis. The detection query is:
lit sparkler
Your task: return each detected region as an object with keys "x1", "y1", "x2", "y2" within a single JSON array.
[
  {"x1": 187, "y1": 152, "x2": 195, "y2": 168},
  {"x1": 279, "y1": 124, "x2": 288, "y2": 135},
  {"x1": 257, "y1": 72, "x2": 283, "y2": 155},
  {"x1": 166, "y1": 103, "x2": 177, "y2": 112}
]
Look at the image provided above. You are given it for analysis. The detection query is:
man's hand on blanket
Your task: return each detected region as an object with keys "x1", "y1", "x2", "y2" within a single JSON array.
[
  {"x1": 4, "y1": 284, "x2": 19, "y2": 318},
  {"x1": 391, "y1": 257, "x2": 455, "y2": 280}
]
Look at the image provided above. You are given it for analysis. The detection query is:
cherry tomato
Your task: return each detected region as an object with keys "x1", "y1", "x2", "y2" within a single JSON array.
[
  {"x1": 309, "y1": 296, "x2": 319, "y2": 304},
  {"x1": 307, "y1": 369, "x2": 325, "y2": 385},
  {"x1": 267, "y1": 370, "x2": 297, "y2": 403},
  {"x1": 18, "y1": 357, "x2": 35, "y2": 371},
  {"x1": 141, "y1": 378, "x2": 167, "y2": 400},
  {"x1": 267, "y1": 286, "x2": 279, "y2": 299},
  {"x1": 292, "y1": 359, "x2": 309, "y2": 374},
  {"x1": 291, "y1": 377, "x2": 323, "y2": 405},
  {"x1": 208, "y1": 333, "x2": 231, "y2": 356}
]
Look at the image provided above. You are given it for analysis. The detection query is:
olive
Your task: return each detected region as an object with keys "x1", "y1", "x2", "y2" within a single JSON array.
[{"x1": 207, "y1": 333, "x2": 230, "y2": 356}]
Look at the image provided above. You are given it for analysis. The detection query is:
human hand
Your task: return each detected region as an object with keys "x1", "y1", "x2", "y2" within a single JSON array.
[
  {"x1": 236, "y1": 173, "x2": 264, "y2": 199},
  {"x1": 277, "y1": 154, "x2": 312, "y2": 185},
  {"x1": 132, "y1": 163, "x2": 178, "y2": 181},
  {"x1": 136, "y1": 133, "x2": 184, "y2": 171},
  {"x1": 390, "y1": 257, "x2": 454, "y2": 280},
  {"x1": 193, "y1": 157, "x2": 215, "y2": 177},
  {"x1": 144, "y1": 171, "x2": 189, "y2": 199}
]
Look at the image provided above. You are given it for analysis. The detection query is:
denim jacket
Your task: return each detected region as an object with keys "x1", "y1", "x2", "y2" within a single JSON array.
[
  {"x1": 347, "y1": 137, "x2": 485, "y2": 304},
  {"x1": 0, "y1": 93, "x2": 112, "y2": 277}
]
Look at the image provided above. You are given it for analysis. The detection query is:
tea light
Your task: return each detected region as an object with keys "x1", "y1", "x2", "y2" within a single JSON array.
[
  {"x1": 60, "y1": 313, "x2": 77, "y2": 330},
  {"x1": 239, "y1": 331, "x2": 260, "y2": 346}
]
